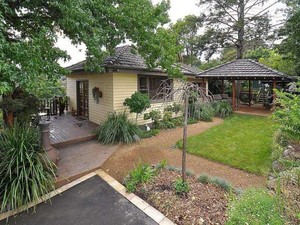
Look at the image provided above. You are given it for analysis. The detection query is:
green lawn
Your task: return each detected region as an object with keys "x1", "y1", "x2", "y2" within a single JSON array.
[{"x1": 179, "y1": 114, "x2": 275, "y2": 175}]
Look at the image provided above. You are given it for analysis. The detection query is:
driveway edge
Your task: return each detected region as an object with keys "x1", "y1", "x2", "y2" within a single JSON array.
[{"x1": 95, "y1": 169, "x2": 175, "y2": 225}]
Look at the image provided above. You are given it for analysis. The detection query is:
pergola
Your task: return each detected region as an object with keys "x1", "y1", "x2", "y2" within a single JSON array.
[{"x1": 197, "y1": 59, "x2": 292, "y2": 110}]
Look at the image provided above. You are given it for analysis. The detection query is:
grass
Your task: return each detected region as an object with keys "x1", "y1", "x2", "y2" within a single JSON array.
[{"x1": 178, "y1": 113, "x2": 275, "y2": 175}]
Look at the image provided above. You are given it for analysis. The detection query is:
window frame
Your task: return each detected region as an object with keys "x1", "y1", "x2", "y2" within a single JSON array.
[{"x1": 138, "y1": 75, "x2": 173, "y2": 102}]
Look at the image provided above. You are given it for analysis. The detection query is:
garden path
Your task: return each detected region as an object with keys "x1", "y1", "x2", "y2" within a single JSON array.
[{"x1": 101, "y1": 118, "x2": 266, "y2": 189}]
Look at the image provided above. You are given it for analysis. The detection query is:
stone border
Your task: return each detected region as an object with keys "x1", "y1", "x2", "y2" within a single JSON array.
[
  {"x1": 95, "y1": 169, "x2": 175, "y2": 225},
  {"x1": 0, "y1": 172, "x2": 96, "y2": 222}
]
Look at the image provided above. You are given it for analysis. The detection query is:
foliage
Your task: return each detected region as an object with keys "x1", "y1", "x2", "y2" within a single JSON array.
[
  {"x1": 0, "y1": 123, "x2": 56, "y2": 212},
  {"x1": 198, "y1": 0, "x2": 280, "y2": 59},
  {"x1": 226, "y1": 188, "x2": 285, "y2": 225},
  {"x1": 245, "y1": 47, "x2": 272, "y2": 61},
  {"x1": 95, "y1": 112, "x2": 142, "y2": 144},
  {"x1": 140, "y1": 129, "x2": 160, "y2": 139},
  {"x1": 178, "y1": 114, "x2": 275, "y2": 175},
  {"x1": 174, "y1": 178, "x2": 190, "y2": 195},
  {"x1": 164, "y1": 102, "x2": 183, "y2": 115},
  {"x1": 156, "y1": 159, "x2": 168, "y2": 170},
  {"x1": 124, "y1": 92, "x2": 150, "y2": 123},
  {"x1": 172, "y1": 15, "x2": 223, "y2": 64},
  {"x1": 0, "y1": 0, "x2": 182, "y2": 97},
  {"x1": 124, "y1": 162, "x2": 155, "y2": 193},
  {"x1": 190, "y1": 102, "x2": 215, "y2": 122},
  {"x1": 197, "y1": 174, "x2": 211, "y2": 184},
  {"x1": 279, "y1": 5, "x2": 300, "y2": 75},
  {"x1": 273, "y1": 83, "x2": 300, "y2": 140},
  {"x1": 144, "y1": 110, "x2": 161, "y2": 128},
  {"x1": 0, "y1": 89, "x2": 39, "y2": 124},
  {"x1": 187, "y1": 117, "x2": 198, "y2": 125},
  {"x1": 211, "y1": 101, "x2": 233, "y2": 118},
  {"x1": 158, "y1": 111, "x2": 176, "y2": 129},
  {"x1": 199, "y1": 59, "x2": 222, "y2": 70},
  {"x1": 210, "y1": 177, "x2": 232, "y2": 192},
  {"x1": 0, "y1": 111, "x2": 3, "y2": 129},
  {"x1": 258, "y1": 50, "x2": 297, "y2": 76}
]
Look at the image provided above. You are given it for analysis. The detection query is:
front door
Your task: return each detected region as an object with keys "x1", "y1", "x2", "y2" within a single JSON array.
[{"x1": 77, "y1": 80, "x2": 89, "y2": 118}]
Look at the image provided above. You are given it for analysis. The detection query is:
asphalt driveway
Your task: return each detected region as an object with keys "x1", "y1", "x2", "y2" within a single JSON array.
[{"x1": 1, "y1": 176, "x2": 157, "y2": 225}]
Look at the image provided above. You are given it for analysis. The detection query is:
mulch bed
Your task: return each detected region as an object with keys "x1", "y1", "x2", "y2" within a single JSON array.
[{"x1": 135, "y1": 169, "x2": 229, "y2": 225}]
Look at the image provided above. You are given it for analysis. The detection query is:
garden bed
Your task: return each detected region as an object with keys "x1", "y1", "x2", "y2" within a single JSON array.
[{"x1": 135, "y1": 169, "x2": 228, "y2": 225}]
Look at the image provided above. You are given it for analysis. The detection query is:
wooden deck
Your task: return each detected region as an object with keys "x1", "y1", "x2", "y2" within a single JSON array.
[
  {"x1": 236, "y1": 103, "x2": 272, "y2": 116},
  {"x1": 50, "y1": 113, "x2": 98, "y2": 148}
]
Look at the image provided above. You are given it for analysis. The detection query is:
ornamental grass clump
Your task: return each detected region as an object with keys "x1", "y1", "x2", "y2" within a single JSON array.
[
  {"x1": 95, "y1": 112, "x2": 142, "y2": 144},
  {"x1": 0, "y1": 123, "x2": 56, "y2": 212}
]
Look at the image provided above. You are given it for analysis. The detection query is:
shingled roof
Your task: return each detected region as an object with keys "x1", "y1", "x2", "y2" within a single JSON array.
[
  {"x1": 67, "y1": 45, "x2": 200, "y2": 76},
  {"x1": 197, "y1": 59, "x2": 290, "y2": 81}
]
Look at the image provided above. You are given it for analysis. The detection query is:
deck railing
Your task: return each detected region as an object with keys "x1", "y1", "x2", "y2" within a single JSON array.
[{"x1": 38, "y1": 97, "x2": 68, "y2": 116}]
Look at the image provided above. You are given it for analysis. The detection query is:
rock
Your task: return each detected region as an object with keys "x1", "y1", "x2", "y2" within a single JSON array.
[
  {"x1": 198, "y1": 217, "x2": 205, "y2": 225},
  {"x1": 292, "y1": 151, "x2": 300, "y2": 160},
  {"x1": 272, "y1": 160, "x2": 284, "y2": 172},
  {"x1": 133, "y1": 134, "x2": 141, "y2": 142},
  {"x1": 287, "y1": 145, "x2": 295, "y2": 151},
  {"x1": 283, "y1": 149, "x2": 292, "y2": 157},
  {"x1": 267, "y1": 179, "x2": 276, "y2": 191}
]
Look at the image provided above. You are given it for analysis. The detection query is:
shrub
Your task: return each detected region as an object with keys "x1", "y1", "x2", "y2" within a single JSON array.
[
  {"x1": 186, "y1": 169, "x2": 195, "y2": 177},
  {"x1": 226, "y1": 188, "x2": 285, "y2": 225},
  {"x1": 172, "y1": 117, "x2": 183, "y2": 126},
  {"x1": 195, "y1": 103, "x2": 214, "y2": 121},
  {"x1": 273, "y1": 83, "x2": 300, "y2": 140},
  {"x1": 0, "y1": 123, "x2": 56, "y2": 212},
  {"x1": 164, "y1": 102, "x2": 183, "y2": 115},
  {"x1": 124, "y1": 162, "x2": 155, "y2": 192},
  {"x1": 123, "y1": 92, "x2": 151, "y2": 123},
  {"x1": 156, "y1": 159, "x2": 167, "y2": 170},
  {"x1": 158, "y1": 111, "x2": 175, "y2": 129},
  {"x1": 140, "y1": 129, "x2": 160, "y2": 139},
  {"x1": 95, "y1": 112, "x2": 142, "y2": 144},
  {"x1": 144, "y1": 110, "x2": 161, "y2": 128},
  {"x1": 174, "y1": 178, "x2": 190, "y2": 195},
  {"x1": 187, "y1": 117, "x2": 198, "y2": 124},
  {"x1": 211, "y1": 177, "x2": 232, "y2": 192},
  {"x1": 197, "y1": 174, "x2": 211, "y2": 184},
  {"x1": 212, "y1": 101, "x2": 233, "y2": 118}
]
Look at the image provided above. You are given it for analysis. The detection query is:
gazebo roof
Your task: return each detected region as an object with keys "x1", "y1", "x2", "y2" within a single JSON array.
[{"x1": 197, "y1": 59, "x2": 291, "y2": 81}]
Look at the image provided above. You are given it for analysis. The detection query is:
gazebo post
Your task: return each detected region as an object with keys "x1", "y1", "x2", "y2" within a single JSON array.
[
  {"x1": 232, "y1": 80, "x2": 236, "y2": 111},
  {"x1": 248, "y1": 80, "x2": 251, "y2": 107},
  {"x1": 221, "y1": 80, "x2": 225, "y2": 94},
  {"x1": 273, "y1": 80, "x2": 277, "y2": 100}
]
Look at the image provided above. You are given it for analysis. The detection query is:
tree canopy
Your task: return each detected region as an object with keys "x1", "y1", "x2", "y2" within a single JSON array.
[
  {"x1": 197, "y1": 0, "x2": 279, "y2": 59},
  {"x1": 0, "y1": 0, "x2": 181, "y2": 96}
]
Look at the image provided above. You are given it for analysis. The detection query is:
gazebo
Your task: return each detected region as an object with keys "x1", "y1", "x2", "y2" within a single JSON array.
[{"x1": 197, "y1": 59, "x2": 292, "y2": 110}]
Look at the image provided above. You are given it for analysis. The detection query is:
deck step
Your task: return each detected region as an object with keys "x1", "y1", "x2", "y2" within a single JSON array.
[{"x1": 52, "y1": 134, "x2": 97, "y2": 149}]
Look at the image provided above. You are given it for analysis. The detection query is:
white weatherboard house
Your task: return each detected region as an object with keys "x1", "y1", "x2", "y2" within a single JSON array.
[{"x1": 66, "y1": 45, "x2": 207, "y2": 125}]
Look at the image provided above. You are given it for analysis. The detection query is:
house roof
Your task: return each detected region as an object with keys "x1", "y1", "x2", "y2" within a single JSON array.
[
  {"x1": 66, "y1": 45, "x2": 200, "y2": 76},
  {"x1": 197, "y1": 59, "x2": 291, "y2": 81}
]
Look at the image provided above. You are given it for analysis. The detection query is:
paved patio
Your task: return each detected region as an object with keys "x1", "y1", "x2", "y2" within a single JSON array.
[
  {"x1": 56, "y1": 140, "x2": 118, "y2": 187},
  {"x1": 50, "y1": 113, "x2": 98, "y2": 148}
]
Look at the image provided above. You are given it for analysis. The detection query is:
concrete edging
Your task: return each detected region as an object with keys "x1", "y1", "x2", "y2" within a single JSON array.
[{"x1": 95, "y1": 169, "x2": 175, "y2": 225}]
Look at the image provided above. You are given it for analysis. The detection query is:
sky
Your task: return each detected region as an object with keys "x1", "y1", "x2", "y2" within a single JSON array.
[{"x1": 56, "y1": 0, "x2": 285, "y2": 67}]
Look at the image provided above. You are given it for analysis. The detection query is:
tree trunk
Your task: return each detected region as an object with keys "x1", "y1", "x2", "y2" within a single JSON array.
[
  {"x1": 236, "y1": 0, "x2": 245, "y2": 59},
  {"x1": 182, "y1": 91, "x2": 189, "y2": 182}
]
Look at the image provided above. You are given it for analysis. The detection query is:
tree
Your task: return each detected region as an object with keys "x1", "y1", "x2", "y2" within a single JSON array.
[
  {"x1": 172, "y1": 15, "x2": 226, "y2": 65},
  {"x1": 246, "y1": 48, "x2": 297, "y2": 76},
  {"x1": 0, "y1": 0, "x2": 181, "y2": 124},
  {"x1": 123, "y1": 92, "x2": 151, "y2": 123},
  {"x1": 197, "y1": 0, "x2": 279, "y2": 59},
  {"x1": 279, "y1": 2, "x2": 300, "y2": 75},
  {"x1": 151, "y1": 80, "x2": 210, "y2": 183}
]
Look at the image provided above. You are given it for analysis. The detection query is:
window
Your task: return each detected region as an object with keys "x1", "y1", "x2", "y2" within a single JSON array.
[{"x1": 138, "y1": 75, "x2": 173, "y2": 101}]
